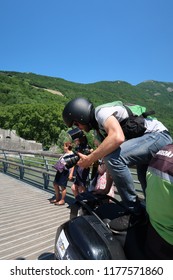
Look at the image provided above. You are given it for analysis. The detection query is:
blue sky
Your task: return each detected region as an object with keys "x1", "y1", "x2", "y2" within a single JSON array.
[{"x1": 1, "y1": 0, "x2": 173, "y2": 85}]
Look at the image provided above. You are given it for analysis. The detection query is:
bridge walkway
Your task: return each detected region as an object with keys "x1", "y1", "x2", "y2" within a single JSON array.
[{"x1": 0, "y1": 173, "x2": 73, "y2": 260}]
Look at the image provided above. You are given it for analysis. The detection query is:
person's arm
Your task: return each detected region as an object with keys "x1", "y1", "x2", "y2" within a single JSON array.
[
  {"x1": 68, "y1": 166, "x2": 75, "y2": 180},
  {"x1": 78, "y1": 116, "x2": 125, "y2": 168}
]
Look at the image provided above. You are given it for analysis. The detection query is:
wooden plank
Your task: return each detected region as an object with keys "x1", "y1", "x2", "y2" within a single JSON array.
[{"x1": 0, "y1": 173, "x2": 72, "y2": 260}]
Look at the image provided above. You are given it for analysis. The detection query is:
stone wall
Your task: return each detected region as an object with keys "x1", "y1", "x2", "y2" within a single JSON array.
[{"x1": 0, "y1": 129, "x2": 43, "y2": 151}]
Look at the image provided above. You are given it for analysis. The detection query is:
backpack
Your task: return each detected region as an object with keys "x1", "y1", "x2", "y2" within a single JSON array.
[{"x1": 96, "y1": 101, "x2": 155, "y2": 140}]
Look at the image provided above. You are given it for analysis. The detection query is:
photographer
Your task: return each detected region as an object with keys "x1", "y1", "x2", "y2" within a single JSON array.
[{"x1": 62, "y1": 97, "x2": 172, "y2": 213}]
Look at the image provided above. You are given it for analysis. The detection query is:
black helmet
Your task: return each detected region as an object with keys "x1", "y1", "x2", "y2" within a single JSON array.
[{"x1": 62, "y1": 97, "x2": 94, "y2": 127}]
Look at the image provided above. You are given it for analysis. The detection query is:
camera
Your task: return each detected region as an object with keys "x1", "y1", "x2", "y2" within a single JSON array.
[
  {"x1": 64, "y1": 128, "x2": 91, "y2": 169},
  {"x1": 54, "y1": 128, "x2": 91, "y2": 172},
  {"x1": 64, "y1": 148, "x2": 90, "y2": 169},
  {"x1": 68, "y1": 127, "x2": 84, "y2": 141}
]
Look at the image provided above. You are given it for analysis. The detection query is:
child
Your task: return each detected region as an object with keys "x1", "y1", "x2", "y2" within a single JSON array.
[
  {"x1": 50, "y1": 142, "x2": 74, "y2": 205},
  {"x1": 71, "y1": 135, "x2": 91, "y2": 197}
]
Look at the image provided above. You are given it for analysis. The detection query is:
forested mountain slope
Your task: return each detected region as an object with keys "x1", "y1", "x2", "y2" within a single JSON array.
[{"x1": 0, "y1": 71, "x2": 172, "y2": 148}]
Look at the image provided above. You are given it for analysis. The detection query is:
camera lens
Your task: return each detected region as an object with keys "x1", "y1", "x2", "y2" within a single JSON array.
[{"x1": 64, "y1": 154, "x2": 80, "y2": 169}]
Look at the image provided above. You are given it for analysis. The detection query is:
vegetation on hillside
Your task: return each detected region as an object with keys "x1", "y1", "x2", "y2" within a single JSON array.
[{"x1": 0, "y1": 71, "x2": 173, "y2": 149}]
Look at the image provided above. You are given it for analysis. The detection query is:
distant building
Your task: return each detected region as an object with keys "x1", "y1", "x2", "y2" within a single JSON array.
[{"x1": 0, "y1": 129, "x2": 43, "y2": 151}]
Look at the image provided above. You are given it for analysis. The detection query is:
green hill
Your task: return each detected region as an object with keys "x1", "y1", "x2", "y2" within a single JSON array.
[{"x1": 0, "y1": 70, "x2": 173, "y2": 148}]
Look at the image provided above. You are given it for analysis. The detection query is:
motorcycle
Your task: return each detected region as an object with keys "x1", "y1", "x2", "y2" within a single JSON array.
[{"x1": 54, "y1": 192, "x2": 148, "y2": 260}]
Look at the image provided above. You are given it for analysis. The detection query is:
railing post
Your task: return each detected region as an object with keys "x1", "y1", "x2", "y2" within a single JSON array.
[
  {"x1": 43, "y1": 156, "x2": 49, "y2": 189},
  {"x1": 19, "y1": 153, "x2": 25, "y2": 179},
  {"x1": 2, "y1": 150, "x2": 8, "y2": 173}
]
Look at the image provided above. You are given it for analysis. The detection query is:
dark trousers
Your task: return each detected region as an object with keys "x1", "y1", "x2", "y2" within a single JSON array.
[{"x1": 145, "y1": 222, "x2": 173, "y2": 260}]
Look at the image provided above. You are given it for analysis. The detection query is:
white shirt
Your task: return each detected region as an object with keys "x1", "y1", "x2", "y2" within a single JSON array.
[{"x1": 95, "y1": 105, "x2": 168, "y2": 133}]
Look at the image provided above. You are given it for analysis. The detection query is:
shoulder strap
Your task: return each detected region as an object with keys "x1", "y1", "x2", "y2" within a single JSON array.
[{"x1": 123, "y1": 105, "x2": 134, "y2": 116}]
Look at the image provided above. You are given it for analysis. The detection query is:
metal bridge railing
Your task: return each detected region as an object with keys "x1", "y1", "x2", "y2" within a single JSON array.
[
  {"x1": 0, "y1": 148, "x2": 62, "y2": 192},
  {"x1": 0, "y1": 148, "x2": 143, "y2": 198}
]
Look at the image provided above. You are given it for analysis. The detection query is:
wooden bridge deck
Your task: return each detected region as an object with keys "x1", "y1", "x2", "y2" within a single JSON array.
[{"x1": 0, "y1": 173, "x2": 73, "y2": 260}]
